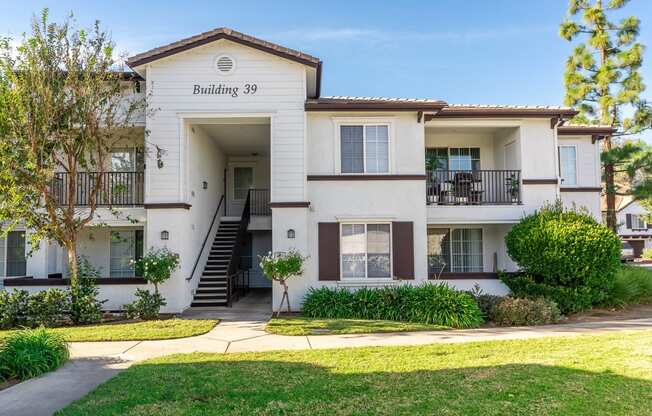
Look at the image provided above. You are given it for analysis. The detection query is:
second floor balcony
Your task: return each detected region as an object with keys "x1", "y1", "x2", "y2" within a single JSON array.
[
  {"x1": 52, "y1": 171, "x2": 144, "y2": 207},
  {"x1": 426, "y1": 169, "x2": 521, "y2": 206}
]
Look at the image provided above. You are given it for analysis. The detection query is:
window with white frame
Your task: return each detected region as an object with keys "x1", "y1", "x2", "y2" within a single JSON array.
[
  {"x1": 110, "y1": 230, "x2": 143, "y2": 277},
  {"x1": 5, "y1": 231, "x2": 26, "y2": 277},
  {"x1": 631, "y1": 214, "x2": 647, "y2": 229},
  {"x1": 233, "y1": 167, "x2": 254, "y2": 200},
  {"x1": 340, "y1": 125, "x2": 389, "y2": 174},
  {"x1": 425, "y1": 147, "x2": 480, "y2": 171},
  {"x1": 558, "y1": 146, "x2": 577, "y2": 185},
  {"x1": 341, "y1": 223, "x2": 391, "y2": 278},
  {"x1": 427, "y1": 228, "x2": 483, "y2": 273}
]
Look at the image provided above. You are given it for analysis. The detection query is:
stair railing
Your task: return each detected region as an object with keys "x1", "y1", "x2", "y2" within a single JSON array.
[
  {"x1": 187, "y1": 195, "x2": 225, "y2": 282},
  {"x1": 226, "y1": 190, "x2": 251, "y2": 306}
]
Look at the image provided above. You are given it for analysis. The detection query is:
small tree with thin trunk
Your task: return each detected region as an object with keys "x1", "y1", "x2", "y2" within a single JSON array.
[
  {"x1": 560, "y1": 0, "x2": 652, "y2": 232},
  {"x1": 259, "y1": 250, "x2": 307, "y2": 316},
  {"x1": 0, "y1": 9, "x2": 148, "y2": 287}
]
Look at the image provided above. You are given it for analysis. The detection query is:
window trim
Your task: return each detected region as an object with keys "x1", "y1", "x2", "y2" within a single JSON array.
[
  {"x1": 109, "y1": 229, "x2": 144, "y2": 278},
  {"x1": 333, "y1": 117, "x2": 394, "y2": 175},
  {"x1": 4, "y1": 230, "x2": 26, "y2": 277},
  {"x1": 631, "y1": 214, "x2": 647, "y2": 230},
  {"x1": 427, "y1": 227, "x2": 484, "y2": 273},
  {"x1": 339, "y1": 221, "x2": 393, "y2": 280},
  {"x1": 229, "y1": 163, "x2": 256, "y2": 203},
  {"x1": 558, "y1": 144, "x2": 578, "y2": 186}
]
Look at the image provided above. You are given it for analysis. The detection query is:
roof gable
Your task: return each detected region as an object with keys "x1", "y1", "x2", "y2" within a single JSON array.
[{"x1": 127, "y1": 27, "x2": 321, "y2": 69}]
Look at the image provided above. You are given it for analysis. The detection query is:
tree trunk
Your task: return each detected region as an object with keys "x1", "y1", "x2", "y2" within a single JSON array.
[
  {"x1": 604, "y1": 136, "x2": 617, "y2": 232},
  {"x1": 67, "y1": 239, "x2": 79, "y2": 287}
]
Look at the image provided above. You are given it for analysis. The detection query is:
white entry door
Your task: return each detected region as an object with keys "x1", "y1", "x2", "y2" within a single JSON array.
[{"x1": 228, "y1": 165, "x2": 254, "y2": 216}]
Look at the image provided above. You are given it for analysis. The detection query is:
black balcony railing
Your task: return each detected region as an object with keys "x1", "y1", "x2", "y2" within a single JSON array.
[
  {"x1": 426, "y1": 169, "x2": 521, "y2": 205},
  {"x1": 249, "y1": 188, "x2": 271, "y2": 216},
  {"x1": 52, "y1": 171, "x2": 144, "y2": 207}
]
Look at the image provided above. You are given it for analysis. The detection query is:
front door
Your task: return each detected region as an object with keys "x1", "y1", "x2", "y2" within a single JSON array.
[{"x1": 228, "y1": 165, "x2": 254, "y2": 216}]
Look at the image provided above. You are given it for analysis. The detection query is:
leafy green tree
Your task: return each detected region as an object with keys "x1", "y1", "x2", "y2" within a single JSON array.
[
  {"x1": 0, "y1": 10, "x2": 146, "y2": 285},
  {"x1": 560, "y1": 0, "x2": 652, "y2": 231}
]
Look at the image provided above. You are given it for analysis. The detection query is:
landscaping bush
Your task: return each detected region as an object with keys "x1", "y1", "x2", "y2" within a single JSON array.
[
  {"x1": 70, "y1": 257, "x2": 105, "y2": 325},
  {"x1": 0, "y1": 289, "x2": 30, "y2": 329},
  {"x1": 0, "y1": 328, "x2": 69, "y2": 381},
  {"x1": 302, "y1": 284, "x2": 484, "y2": 329},
  {"x1": 642, "y1": 249, "x2": 652, "y2": 260},
  {"x1": 466, "y1": 284, "x2": 504, "y2": 320},
  {"x1": 491, "y1": 297, "x2": 561, "y2": 327},
  {"x1": 124, "y1": 289, "x2": 166, "y2": 320},
  {"x1": 504, "y1": 201, "x2": 621, "y2": 312},
  {"x1": 500, "y1": 273, "x2": 595, "y2": 314},
  {"x1": 605, "y1": 265, "x2": 652, "y2": 307},
  {"x1": 27, "y1": 289, "x2": 69, "y2": 328}
]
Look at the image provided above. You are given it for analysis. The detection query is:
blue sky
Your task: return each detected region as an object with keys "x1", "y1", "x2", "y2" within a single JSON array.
[{"x1": 2, "y1": 0, "x2": 652, "y2": 137}]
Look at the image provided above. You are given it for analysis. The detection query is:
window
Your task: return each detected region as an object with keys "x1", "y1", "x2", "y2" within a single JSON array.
[
  {"x1": 233, "y1": 167, "x2": 254, "y2": 200},
  {"x1": 6, "y1": 231, "x2": 26, "y2": 277},
  {"x1": 631, "y1": 214, "x2": 647, "y2": 229},
  {"x1": 427, "y1": 228, "x2": 483, "y2": 274},
  {"x1": 341, "y1": 223, "x2": 391, "y2": 278},
  {"x1": 449, "y1": 148, "x2": 481, "y2": 171},
  {"x1": 110, "y1": 148, "x2": 144, "y2": 172},
  {"x1": 425, "y1": 147, "x2": 480, "y2": 171},
  {"x1": 340, "y1": 125, "x2": 389, "y2": 174},
  {"x1": 110, "y1": 230, "x2": 143, "y2": 277},
  {"x1": 558, "y1": 146, "x2": 577, "y2": 185}
]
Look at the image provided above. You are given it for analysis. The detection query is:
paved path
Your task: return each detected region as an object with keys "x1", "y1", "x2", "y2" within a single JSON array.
[{"x1": 2, "y1": 291, "x2": 652, "y2": 415}]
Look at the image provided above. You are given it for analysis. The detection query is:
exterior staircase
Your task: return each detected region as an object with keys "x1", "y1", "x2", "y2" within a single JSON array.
[{"x1": 190, "y1": 220, "x2": 240, "y2": 307}]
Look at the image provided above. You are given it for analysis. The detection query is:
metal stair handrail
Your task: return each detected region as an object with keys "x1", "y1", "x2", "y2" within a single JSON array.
[
  {"x1": 225, "y1": 190, "x2": 252, "y2": 306},
  {"x1": 187, "y1": 195, "x2": 225, "y2": 281}
]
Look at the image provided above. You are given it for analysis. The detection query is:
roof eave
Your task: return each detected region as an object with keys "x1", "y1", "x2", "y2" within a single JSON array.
[
  {"x1": 305, "y1": 102, "x2": 447, "y2": 112},
  {"x1": 428, "y1": 108, "x2": 578, "y2": 120},
  {"x1": 126, "y1": 32, "x2": 320, "y2": 70}
]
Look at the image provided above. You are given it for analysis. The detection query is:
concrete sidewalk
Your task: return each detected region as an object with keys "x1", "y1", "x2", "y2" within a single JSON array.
[{"x1": 2, "y1": 290, "x2": 652, "y2": 416}]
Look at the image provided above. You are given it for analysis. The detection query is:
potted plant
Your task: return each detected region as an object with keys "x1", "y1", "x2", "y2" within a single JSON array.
[{"x1": 259, "y1": 250, "x2": 307, "y2": 316}]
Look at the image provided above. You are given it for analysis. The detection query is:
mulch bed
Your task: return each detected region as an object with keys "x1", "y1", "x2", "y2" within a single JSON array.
[{"x1": 0, "y1": 378, "x2": 20, "y2": 392}]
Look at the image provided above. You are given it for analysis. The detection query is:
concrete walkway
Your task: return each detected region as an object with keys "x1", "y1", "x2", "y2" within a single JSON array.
[{"x1": 2, "y1": 290, "x2": 652, "y2": 415}]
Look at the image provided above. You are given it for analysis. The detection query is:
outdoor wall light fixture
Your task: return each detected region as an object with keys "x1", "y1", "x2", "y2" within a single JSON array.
[
  {"x1": 203, "y1": 181, "x2": 208, "y2": 190},
  {"x1": 287, "y1": 229, "x2": 295, "y2": 239},
  {"x1": 161, "y1": 230, "x2": 169, "y2": 240}
]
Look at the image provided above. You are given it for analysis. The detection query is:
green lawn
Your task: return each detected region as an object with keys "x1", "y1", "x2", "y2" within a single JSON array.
[
  {"x1": 59, "y1": 330, "x2": 652, "y2": 415},
  {"x1": 0, "y1": 319, "x2": 218, "y2": 342},
  {"x1": 266, "y1": 316, "x2": 448, "y2": 335}
]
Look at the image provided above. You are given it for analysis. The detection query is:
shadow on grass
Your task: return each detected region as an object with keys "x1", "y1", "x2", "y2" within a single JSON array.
[{"x1": 58, "y1": 357, "x2": 652, "y2": 416}]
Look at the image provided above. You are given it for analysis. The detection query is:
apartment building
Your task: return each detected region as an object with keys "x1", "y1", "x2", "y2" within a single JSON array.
[{"x1": 1, "y1": 28, "x2": 611, "y2": 312}]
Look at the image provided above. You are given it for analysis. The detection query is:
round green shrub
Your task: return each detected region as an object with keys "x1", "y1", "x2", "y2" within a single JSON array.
[
  {"x1": 0, "y1": 328, "x2": 69, "y2": 380},
  {"x1": 302, "y1": 284, "x2": 484, "y2": 329},
  {"x1": 492, "y1": 297, "x2": 561, "y2": 326},
  {"x1": 505, "y1": 202, "x2": 621, "y2": 311}
]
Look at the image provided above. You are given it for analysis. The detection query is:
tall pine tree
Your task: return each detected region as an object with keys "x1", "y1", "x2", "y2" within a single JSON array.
[{"x1": 560, "y1": 0, "x2": 652, "y2": 231}]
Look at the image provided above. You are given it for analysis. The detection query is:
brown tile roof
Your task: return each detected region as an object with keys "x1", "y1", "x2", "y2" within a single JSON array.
[
  {"x1": 558, "y1": 125, "x2": 616, "y2": 135},
  {"x1": 127, "y1": 27, "x2": 321, "y2": 68},
  {"x1": 305, "y1": 96, "x2": 447, "y2": 111},
  {"x1": 437, "y1": 104, "x2": 578, "y2": 118}
]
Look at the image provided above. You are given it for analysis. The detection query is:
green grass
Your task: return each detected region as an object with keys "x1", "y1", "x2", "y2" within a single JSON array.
[
  {"x1": 59, "y1": 330, "x2": 652, "y2": 415},
  {"x1": 0, "y1": 319, "x2": 218, "y2": 342},
  {"x1": 266, "y1": 316, "x2": 448, "y2": 335}
]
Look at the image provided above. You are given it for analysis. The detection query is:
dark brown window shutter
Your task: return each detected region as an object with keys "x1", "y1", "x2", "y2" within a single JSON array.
[
  {"x1": 392, "y1": 222, "x2": 414, "y2": 280},
  {"x1": 318, "y1": 223, "x2": 340, "y2": 281},
  {"x1": 626, "y1": 214, "x2": 632, "y2": 229}
]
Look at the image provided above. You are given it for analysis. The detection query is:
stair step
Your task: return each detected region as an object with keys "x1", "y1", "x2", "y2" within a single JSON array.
[
  {"x1": 195, "y1": 286, "x2": 226, "y2": 295},
  {"x1": 200, "y1": 276, "x2": 227, "y2": 281},
  {"x1": 190, "y1": 302, "x2": 227, "y2": 308},
  {"x1": 193, "y1": 293, "x2": 227, "y2": 299}
]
